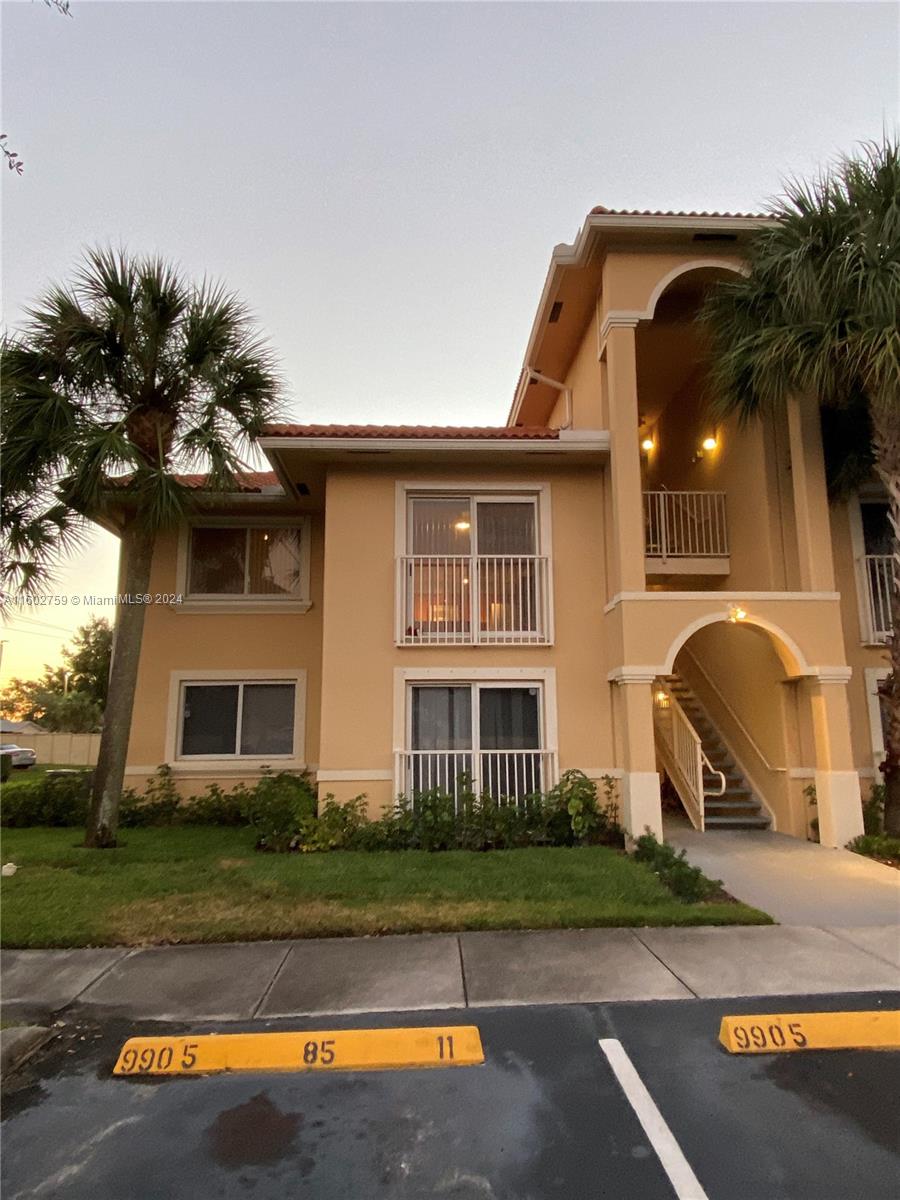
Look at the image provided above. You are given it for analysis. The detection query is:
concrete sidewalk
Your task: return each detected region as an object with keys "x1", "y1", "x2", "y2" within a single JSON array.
[
  {"x1": 3, "y1": 924, "x2": 898, "y2": 1023},
  {"x1": 665, "y1": 821, "x2": 900, "y2": 926}
]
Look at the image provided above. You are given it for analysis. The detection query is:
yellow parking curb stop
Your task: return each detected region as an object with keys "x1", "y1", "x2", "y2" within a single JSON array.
[{"x1": 113, "y1": 1025, "x2": 484, "y2": 1077}]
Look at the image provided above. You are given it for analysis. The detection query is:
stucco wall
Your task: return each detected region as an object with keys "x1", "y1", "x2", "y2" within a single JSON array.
[
  {"x1": 125, "y1": 511, "x2": 325, "y2": 795},
  {"x1": 316, "y1": 463, "x2": 612, "y2": 816}
]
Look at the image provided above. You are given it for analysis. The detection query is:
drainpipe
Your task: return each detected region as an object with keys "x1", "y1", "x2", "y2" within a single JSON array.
[{"x1": 522, "y1": 369, "x2": 573, "y2": 430}]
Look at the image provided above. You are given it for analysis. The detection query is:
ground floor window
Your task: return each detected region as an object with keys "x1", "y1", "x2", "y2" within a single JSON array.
[
  {"x1": 179, "y1": 681, "x2": 296, "y2": 758},
  {"x1": 404, "y1": 682, "x2": 547, "y2": 804}
]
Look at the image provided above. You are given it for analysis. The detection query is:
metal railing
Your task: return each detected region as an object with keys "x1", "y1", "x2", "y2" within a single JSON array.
[
  {"x1": 862, "y1": 554, "x2": 895, "y2": 644},
  {"x1": 396, "y1": 555, "x2": 552, "y2": 645},
  {"x1": 652, "y1": 685, "x2": 725, "y2": 832},
  {"x1": 396, "y1": 749, "x2": 557, "y2": 809},
  {"x1": 643, "y1": 491, "x2": 728, "y2": 559}
]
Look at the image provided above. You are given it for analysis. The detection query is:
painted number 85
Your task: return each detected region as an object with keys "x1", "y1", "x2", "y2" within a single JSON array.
[{"x1": 302, "y1": 1039, "x2": 336, "y2": 1066}]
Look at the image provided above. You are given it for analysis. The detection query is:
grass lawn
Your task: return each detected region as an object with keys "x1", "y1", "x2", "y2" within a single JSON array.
[
  {"x1": 2, "y1": 764, "x2": 89, "y2": 790},
  {"x1": 0, "y1": 826, "x2": 772, "y2": 947}
]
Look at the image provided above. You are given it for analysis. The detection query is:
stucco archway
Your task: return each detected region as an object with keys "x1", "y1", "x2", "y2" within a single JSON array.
[{"x1": 661, "y1": 611, "x2": 811, "y2": 679}]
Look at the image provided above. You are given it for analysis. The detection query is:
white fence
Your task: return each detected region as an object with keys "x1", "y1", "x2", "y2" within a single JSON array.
[
  {"x1": 4, "y1": 732, "x2": 100, "y2": 766},
  {"x1": 396, "y1": 555, "x2": 552, "y2": 645},
  {"x1": 396, "y1": 749, "x2": 557, "y2": 808},
  {"x1": 644, "y1": 491, "x2": 728, "y2": 559},
  {"x1": 862, "y1": 554, "x2": 895, "y2": 644}
]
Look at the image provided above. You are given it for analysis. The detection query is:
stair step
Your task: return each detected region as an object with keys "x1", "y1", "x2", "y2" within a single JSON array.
[
  {"x1": 662, "y1": 675, "x2": 770, "y2": 828},
  {"x1": 705, "y1": 816, "x2": 770, "y2": 829}
]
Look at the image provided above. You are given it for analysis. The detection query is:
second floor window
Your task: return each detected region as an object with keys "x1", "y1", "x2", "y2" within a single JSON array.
[
  {"x1": 401, "y1": 494, "x2": 549, "y2": 644},
  {"x1": 408, "y1": 496, "x2": 537, "y2": 557},
  {"x1": 188, "y1": 526, "x2": 303, "y2": 597}
]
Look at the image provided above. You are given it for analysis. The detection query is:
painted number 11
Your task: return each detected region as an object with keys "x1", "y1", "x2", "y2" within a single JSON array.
[{"x1": 437, "y1": 1035, "x2": 455, "y2": 1060}]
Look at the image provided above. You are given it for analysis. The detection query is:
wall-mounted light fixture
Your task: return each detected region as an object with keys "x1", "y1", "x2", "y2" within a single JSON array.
[
  {"x1": 727, "y1": 604, "x2": 748, "y2": 623},
  {"x1": 641, "y1": 435, "x2": 655, "y2": 453},
  {"x1": 701, "y1": 435, "x2": 718, "y2": 452},
  {"x1": 654, "y1": 688, "x2": 670, "y2": 709}
]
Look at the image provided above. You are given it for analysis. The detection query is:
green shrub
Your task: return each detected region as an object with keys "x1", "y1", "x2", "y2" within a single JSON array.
[
  {"x1": 180, "y1": 782, "x2": 249, "y2": 827},
  {"x1": 632, "y1": 831, "x2": 720, "y2": 903},
  {"x1": 862, "y1": 783, "x2": 885, "y2": 835},
  {"x1": 0, "y1": 771, "x2": 91, "y2": 827},
  {"x1": 119, "y1": 764, "x2": 181, "y2": 827},
  {"x1": 301, "y1": 795, "x2": 370, "y2": 851},
  {"x1": 243, "y1": 771, "x2": 318, "y2": 851},
  {"x1": 0, "y1": 755, "x2": 12, "y2": 783},
  {"x1": 847, "y1": 832, "x2": 900, "y2": 864}
]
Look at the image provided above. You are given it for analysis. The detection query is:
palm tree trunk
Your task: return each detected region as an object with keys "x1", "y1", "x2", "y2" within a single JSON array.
[
  {"x1": 85, "y1": 520, "x2": 156, "y2": 848},
  {"x1": 871, "y1": 396, "x2": 900, "y2": 837}
]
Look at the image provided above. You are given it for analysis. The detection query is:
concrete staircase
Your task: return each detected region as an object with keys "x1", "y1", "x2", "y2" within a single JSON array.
[{"x1": 666, "y1": 673, "x2": 770, "y2": 830}]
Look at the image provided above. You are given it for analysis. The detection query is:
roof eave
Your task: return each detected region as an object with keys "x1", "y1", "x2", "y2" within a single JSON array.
[{"x1": 507, "y1": 211, "x2": 778, "y2": 426}]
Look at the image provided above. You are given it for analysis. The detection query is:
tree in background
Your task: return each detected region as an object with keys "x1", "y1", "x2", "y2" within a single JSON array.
[
  {"x1": 1, "y1": 617, "x2": 112, "y2": 732},
  {"x1": 702, "y1": 138, "x2": 900, "y2": 835},
  {"x1": 1, "y1": 249, "x2": 281, "y2": 845}
]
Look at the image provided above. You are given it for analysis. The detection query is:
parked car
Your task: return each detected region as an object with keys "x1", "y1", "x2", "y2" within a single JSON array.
[{"x1": 0, "y1": 744, "x2": 37, "y2": 769}]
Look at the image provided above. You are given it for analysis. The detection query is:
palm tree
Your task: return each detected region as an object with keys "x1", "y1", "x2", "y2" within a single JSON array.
[
  {"x1": 1, "y1": 249, "x2": 282, "y2": 846},
  {"x1": 701, "y1": 138, "x2": 900, "y2": 835}
]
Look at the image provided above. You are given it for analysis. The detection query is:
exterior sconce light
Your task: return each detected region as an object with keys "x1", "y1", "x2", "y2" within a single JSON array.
[
  {"x1": 654, "y1": 689, "x2": 670, "y2": 709},
  {"x1": 727, "y1": 605, "x2": 748, "y2": 623},
  {"x1": 641, "y1": 436, "x2": 655, "y2": 453},
  {"x1": 701, "y1": 435, "x2": 718, "y2": 452}
]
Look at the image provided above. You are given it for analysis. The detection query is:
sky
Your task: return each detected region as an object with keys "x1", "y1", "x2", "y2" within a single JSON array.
[{"x1": 1, "y1": 0, "x2": 898, "y2": 686}]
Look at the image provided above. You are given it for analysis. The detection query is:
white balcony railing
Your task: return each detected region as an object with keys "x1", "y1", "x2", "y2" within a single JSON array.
[
  {"x1": 396, "y1": 749, "x2": 557, "y2": 809},
  {"x1": 862, "y1": 554, "x2": 896, "y2": 644},
  {"x1": 644, "y1": 491, "x2": 728, "y2": 560},
  {"x1": 396, "y1": 555, "x2": 552, "y2": 645}
]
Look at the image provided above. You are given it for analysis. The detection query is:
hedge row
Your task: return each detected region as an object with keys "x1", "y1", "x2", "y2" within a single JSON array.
[{"x1": 0, "y1": 765, "x2": 623, "y2": 854}]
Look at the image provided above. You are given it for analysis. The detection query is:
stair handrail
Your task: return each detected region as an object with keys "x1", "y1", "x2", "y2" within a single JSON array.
[
  {"x1": 680, "y1": 649, "x2": 788, "y2": 774},
  {"x1": 701, "y1": 748, "x2": 727, "y2": 796},
  {"x1": 659, "y1": 684, "x2": 706, "y2": 832}
]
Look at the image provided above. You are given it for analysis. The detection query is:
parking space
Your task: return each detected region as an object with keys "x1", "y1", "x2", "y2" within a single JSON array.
[{"x1": 2, "y1": 992, "x2": 898, "y2": 1199}]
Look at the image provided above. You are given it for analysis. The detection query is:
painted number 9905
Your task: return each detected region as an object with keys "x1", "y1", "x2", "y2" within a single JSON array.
[
  {"x1": 118, "y1": 1042, "x2": 199, "y2": 1074},
  {"x1": 730, "y1": 1021, "x2": 807, "y2": 1051}
]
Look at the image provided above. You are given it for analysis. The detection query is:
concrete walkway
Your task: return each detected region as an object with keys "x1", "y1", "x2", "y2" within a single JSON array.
[
  {"x1": 2, "y1": 924, "x2": 898, "y2": 1024},
  {"x1": 665, "y1": 819, "x2": 900, "y2": 926}
]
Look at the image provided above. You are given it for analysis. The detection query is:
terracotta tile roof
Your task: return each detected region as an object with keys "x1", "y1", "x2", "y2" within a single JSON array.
[
  {"x1": 108, "y1": 470, "x2": 280, "y2": 492},
  {"x1": 589, "y1": 205, "x2": 770, "y2": 219},
  {"x1": 175, "y1": 471, "x2": 281, "y2": 491},
  {"x1": 261, "y1": 424, "x2": 560, "y2": 440}
]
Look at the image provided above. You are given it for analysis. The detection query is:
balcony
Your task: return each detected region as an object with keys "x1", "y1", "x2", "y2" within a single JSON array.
[
  {"x1": 396, "y1": 555, "x2": 552, "y2": 645},
  {"x1": 861, "y1": 554, "x2": 895, "y2": 644},
  {"x1": 396, "y1": 749, "x2": 557, "y2": 808},
  {"x1": 643, "y1": 490, "x2": 729, "y2": 577}
]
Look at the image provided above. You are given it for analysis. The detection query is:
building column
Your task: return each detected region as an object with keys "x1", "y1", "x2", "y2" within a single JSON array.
[
  {"x1": 612, "y1": 672, "x2": 663, "y2": 840},
  {"x1": 604, "y1": 322, "x2": 646, "y2": 595},
  {"x1": 786, "y1": 394, "x2": 836, "y2": 592},
  {"x1": 807, "y1": 672, "x2": 864, "y2": 847}
]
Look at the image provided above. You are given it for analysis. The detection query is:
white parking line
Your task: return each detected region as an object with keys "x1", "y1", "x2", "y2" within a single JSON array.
[{"x1": 598, "y1": 1038, "x2": 709, "y2": 1200}]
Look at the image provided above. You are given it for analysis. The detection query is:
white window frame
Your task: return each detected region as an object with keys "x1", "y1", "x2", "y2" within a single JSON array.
[
  {"x1": 395, "y1": 481, "x2": 552, "y2": 560},
  {"x1": 849, "y1": 493, "x2": 892, "y2": 645},
  {"x1": 864, "y1": 666, "x2": 890, "y2": 773},
  {"x1": 394, "y1": 481, "x2": 554, "y2": 646},
  {"x1": 165, "y1": 668, "x2": 307, "y2": 771},
  {"x1": 392, "y1": 666, "x2": 559, "y2": 796},
  {"x1": 174, "y1": 516, "x2": 312, "y2": 613}
]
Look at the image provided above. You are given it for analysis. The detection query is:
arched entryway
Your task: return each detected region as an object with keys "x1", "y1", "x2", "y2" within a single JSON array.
[{"x1": 648, "y1": 613, "x2": 863, "y2": 847}]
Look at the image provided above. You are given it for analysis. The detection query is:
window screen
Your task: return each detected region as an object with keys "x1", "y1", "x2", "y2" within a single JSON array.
[{"x1": 180, "y1": 682, "x2": 296, "y2": 757}]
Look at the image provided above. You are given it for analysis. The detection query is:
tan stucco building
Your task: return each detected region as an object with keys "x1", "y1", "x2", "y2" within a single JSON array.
[{"x1": 115, "y1": 209, "x2": 894, "y2": 849}]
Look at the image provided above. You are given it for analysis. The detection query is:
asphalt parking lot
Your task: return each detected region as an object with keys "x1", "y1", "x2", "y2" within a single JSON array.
[{"x1": 2, "y1": 992, "x2": 898, "y2": 1200}]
